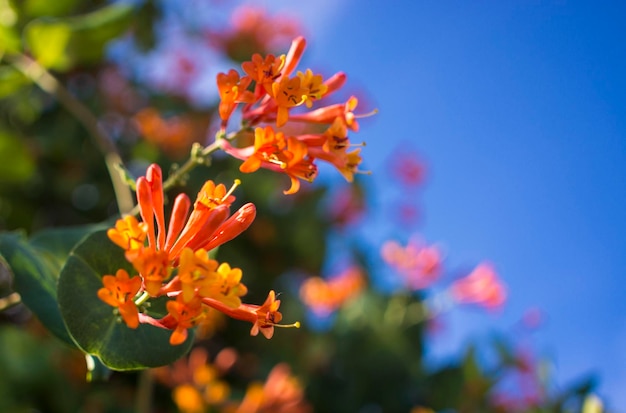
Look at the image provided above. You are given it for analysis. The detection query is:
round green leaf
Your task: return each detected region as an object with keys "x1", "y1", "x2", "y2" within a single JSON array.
[{"x1": 57, "y1": 230, "x2": 194, "y2": 370}]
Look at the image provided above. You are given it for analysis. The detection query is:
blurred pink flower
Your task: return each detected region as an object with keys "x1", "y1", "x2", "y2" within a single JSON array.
[
  {"x1": 450, "y1": 262, "x2": 506, "y2": 309},
  {"x1": 381, "y1": 237, "x2": 441, "y2": 290}
]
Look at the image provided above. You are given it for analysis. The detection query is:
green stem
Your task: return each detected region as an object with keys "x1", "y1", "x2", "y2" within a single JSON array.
[
  {"x1": 5, "y1": 53, "x2": 134, "y2": 215},
  {"x1": 135, "y1": 369, "x2": 154, "y2": 413},
  {"x1": 161, "y1": 129, "x2": 245, "y2": 192}
]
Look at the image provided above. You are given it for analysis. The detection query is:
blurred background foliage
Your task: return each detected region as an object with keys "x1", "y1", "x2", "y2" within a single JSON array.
[{"x1": 0, "y1": 0, "x2": 607, "y2": 412}]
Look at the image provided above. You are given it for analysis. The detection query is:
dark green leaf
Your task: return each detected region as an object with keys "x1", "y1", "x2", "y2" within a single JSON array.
[
  {"x1": 29, "y1": 223, "x2": 107, "y2": 270},
  {"x1": 0, "y1": 231, "x2": 73, "y2": 344},
  {"x1": 58, "y1": 230, "x2": 194, "y2": 370}
]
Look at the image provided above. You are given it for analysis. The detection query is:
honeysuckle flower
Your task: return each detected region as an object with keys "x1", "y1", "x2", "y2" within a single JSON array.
[
  {"x1": 450, "y1": 262, "x2": 506, "y2": 309},
  {"x1": 216, "y1": 69, "x2": 254, "y2": 122},
  {"x1": 271, "y1": 75, "x2": 307, "y2": 127},
  {"x1": 177, "y1": 248, "x2": 220, "y2": 303},
  {"x1": 202, "y1": 290, "x2": 298, "y2": 339},
  {"x1": 97, "y1": 269, "x2": 142, "y2": 329},
  {"x1": 163, "y1": 295, "x2": 207, "y2": 345},
  {"x1": 107, "y1": 215, "x2": 148, "y2": 251},
  {"x1": 297, "y1": 69, "x2": 328, "y2": 108},
  {"x1": 223, "y1": 126, "x2": 318, "y2": 194},
  {"x1": 125, "y1": 247, "x2": 170, "y2": 296},
  {"x1": 242, "y1": 53, "x2": 285, "y2": 95},
  {"x1": 100, "y1": 164, "x2": 283, "y2": 344},
  {"x1": 289, "y1": 96, "x2": 362, "y2": 131}
]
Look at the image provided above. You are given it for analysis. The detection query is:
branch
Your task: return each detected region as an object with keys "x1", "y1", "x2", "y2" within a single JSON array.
[{"x1": 5, "y1": 53, "x2": 134, "y2": 215}]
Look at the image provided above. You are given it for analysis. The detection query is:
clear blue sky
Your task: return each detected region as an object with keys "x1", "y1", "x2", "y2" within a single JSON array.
[{"x1": 265, "y1": 0, "x2": 626, "y2": 409}]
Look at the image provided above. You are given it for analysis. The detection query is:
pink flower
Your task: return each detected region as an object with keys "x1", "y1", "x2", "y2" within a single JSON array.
[{"x1": 450, "y1": 262, "x2": 506, "y2": 309}]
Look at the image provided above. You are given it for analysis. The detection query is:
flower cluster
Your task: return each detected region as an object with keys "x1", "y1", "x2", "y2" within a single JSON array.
[
  {"x1": 217, "y1": 37, "x2": 373, "y2": 194},
  {"x1": 381, "y1": 237, "x2": 507, "y2": 311},
  {"x1": 98, "y1": 164, "x2": 297, "y2": 344}
]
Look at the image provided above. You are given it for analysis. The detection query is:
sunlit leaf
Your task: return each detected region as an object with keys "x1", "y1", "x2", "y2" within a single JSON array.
[
  {"x1": 23, "y1": 20, "x2": 72, "y2": 70},
  {"x1": 24, "y1": 3, "x2": 134, "y2": 71},
  {"x1": 0, "y1": 231, "x2": 73, "y2": 345},
  {"x1": 58, "y1": 230, "x2": 194, "y2": 370}
]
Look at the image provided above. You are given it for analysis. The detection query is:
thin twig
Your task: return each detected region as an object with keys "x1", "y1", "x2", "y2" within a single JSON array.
[{"x1": 0, "y1": 292, "x2": 21, "y2": 311}]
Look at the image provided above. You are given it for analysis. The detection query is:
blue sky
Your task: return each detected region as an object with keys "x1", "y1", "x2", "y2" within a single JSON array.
[{"x1": 262, "y1": 0, "x2": 626, "y2": 409}]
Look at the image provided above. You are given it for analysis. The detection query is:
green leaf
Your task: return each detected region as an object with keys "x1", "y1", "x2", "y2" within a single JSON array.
[
  {"x1": 0, "y1": 25, "x2": 21, "y2": 54},
  {"x1": 24, "y1": 20, "x2": 72, "y2": 70},
  {"x1": 58, "y1": 230, "x2": 194, "y2": 370},
  {"x1": 0, "y1": 231, "x2": 74, "y2": 345},
  {"x1": 24, "y1": 3, "x2": 134, "y2": 71},
  {"x1": 29, "y1": 223, "x2": 107, "y2": 270},
  {"x1": 22, "y1": 0, "x2": 79, "y2": 18}
]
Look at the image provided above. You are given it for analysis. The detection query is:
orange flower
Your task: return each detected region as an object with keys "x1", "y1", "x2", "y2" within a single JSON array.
[
  {"x1": 271, "y1": 75, "x2": 307, "y2": 127},
  {"x1": 216, "y1": 69, "x2": 254, "y2": 122},
  {"x1": 450, "y1": 262, "x2": 506, "y2": 309},
  {"x1": 242, "y1": 53, "x2": 285, "y2": 94},
  {"x1": 107, "y1": 215, "x2": 148, "y2": 251},
  {"x1": 202, "y1": 290, "x2": 298, "y2": 339},
  {"x1": 297, "y1": 69, "x2": 328, "y2": 108},
  {"x1": 165, "y1": 295, "x2": 206, "y2": 345},
  {"x1": 224, "y1": 126, "x2": 317, "y2": 194},
  {"x1": 97, "y1": 269, "x2": 142, "y2": 329},
  {"x1": 300, "y1": 267, "x2": 365, "y2": 316},
  {"x1": 177, "y1": 248, "x2": 220, "y2": 303},
  {"x1": 289, "y1": 96, "x2": 363, "y2": 131},
  {"x1": 125, "y1": 247, "x2": 170, "y2": 296}
]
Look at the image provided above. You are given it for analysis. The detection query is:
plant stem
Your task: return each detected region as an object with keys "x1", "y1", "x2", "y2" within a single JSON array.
[
  {"x1": 135, "y1": 369, "x2": 154, "y2": 413},
  {"x1": 161, "y1": 129, "x2": 244, "y2": 192},
  {"x1": 5, "y1": 53, "x2": 134, "y2": 215}
]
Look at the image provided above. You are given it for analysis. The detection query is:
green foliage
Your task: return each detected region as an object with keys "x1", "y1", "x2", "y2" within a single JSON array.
[
  {"x1": 0, "y1": 231, "x2": 73, "y2": 344},
  {"x1": 57, "y1": 230, "x2": 195, "y2": 370},
  {"x1": 24, "y1": 3, "x2": 134, "y2": 71}
]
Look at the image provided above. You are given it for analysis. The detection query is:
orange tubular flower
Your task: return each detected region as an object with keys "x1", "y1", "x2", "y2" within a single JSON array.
[
  {"x1": 289, "y1": 96, "x2": 362, "y2": 131},
  {"x1": 107, "y1": 215, "x2": 148, "y2": 251},
  {"x1": 297, "y1": 69, "x2": 328, "y2": 108},
  {"x1": 101, "y1": 164, "x2": 274, "y2": 343},
  {"x1": 242, "y1": 53, "x2": 285, "y2": 95},
  {"x1": 97, "y1": 269, "x2": 142, "y2": 329},
  {"x1": 202, "y1": 290, "x2": 298, "y2": 339},
  {"x1": 164, "y1": 295, "x2": 207, "y2": 345},
  {"x1": 217, "y1": 69, "x2": 254, "y2": 122},
  {"x1": 271, "y1": 75, "x2": 307, "y2": 127},
  {"x1": 450, "y1": 262, "x2": 507, "y2": 309},
  {"x1": 222, "y1": 126, "x2": 318, "y2": 195}
]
